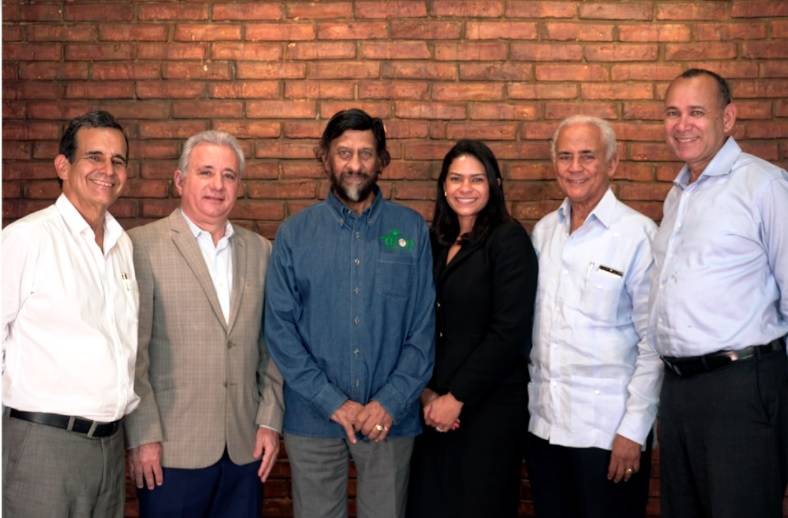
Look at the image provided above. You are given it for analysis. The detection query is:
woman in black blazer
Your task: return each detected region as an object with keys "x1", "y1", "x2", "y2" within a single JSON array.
[{"x1": 407, "y1": 140, "x2": 538, "y2": 517}]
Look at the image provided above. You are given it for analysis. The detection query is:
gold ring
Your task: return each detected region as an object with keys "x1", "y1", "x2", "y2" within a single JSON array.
[
  {"x1": 625, "y1": 467, "x2": 634, "y2": 474},
  {"x1": 374, "y1": 424, "x2": 384, "y2": 432}
]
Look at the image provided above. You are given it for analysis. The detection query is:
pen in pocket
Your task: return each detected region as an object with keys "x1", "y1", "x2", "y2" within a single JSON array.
[{"x1": 598, "y1": 264, "x2": 623, "y2": 277}]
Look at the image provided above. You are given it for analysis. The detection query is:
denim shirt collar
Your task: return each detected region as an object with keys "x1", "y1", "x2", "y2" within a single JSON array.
[{"x1": 326, "y1": 185, "x2": 383, "y2": 228}]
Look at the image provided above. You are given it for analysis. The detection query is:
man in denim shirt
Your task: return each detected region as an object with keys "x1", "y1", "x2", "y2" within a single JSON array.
[{"x1": 264, "y1": 109, "x2": 435, "y2": 518}]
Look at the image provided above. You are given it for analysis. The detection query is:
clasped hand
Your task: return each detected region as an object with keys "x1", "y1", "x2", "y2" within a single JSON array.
[{"x1": 330, "y1": 399, "x2": 393, "y2": 444}]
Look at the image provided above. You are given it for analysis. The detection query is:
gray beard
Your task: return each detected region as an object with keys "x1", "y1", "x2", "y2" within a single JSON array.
[{"x1": 330, "y1": 170, "x2": 378, "y2": 204}]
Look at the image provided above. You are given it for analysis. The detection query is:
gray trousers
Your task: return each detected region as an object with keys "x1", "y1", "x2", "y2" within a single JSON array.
[
  {"x1": 284, "y1": 434, "x2": 414, "y2": 518},
  {"x1": 2, "y1": 413, "x2": 125, "y2": 518}
]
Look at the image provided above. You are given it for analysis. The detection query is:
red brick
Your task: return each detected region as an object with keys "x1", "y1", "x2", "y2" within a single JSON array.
[
  {"x1": 760, "y1": 61, "x2": 788, "y2": 78},
  {"x1": 237, "y1": 62, "x2": 305, "y2": 79},
  {"x1": 285, "y1": 80, "x2": 354, "y2": 99},
  {"x1": 433, "y1": 83, "x2": 504, "y2": 101},
  {"x1": 3, "y1": 63, "x2": 18, "y2": 80},
  {"x1": 684, "y1": 61, "x2": 758, "y2": 79},
  {"x1": 772, "y1": 20, "x2": 788, "y2": 38},
  {"x1": 19, "y1": 63, "x2": 88, "y2": 80},
  {"x1": 212, "y1": 42, "x2": 283, "y2": 60},
  {"x1": 3, "y1": 43, "x2": 61, "y2": 61},
  {"x1": 2, "y1": 4, "x2": 62, "y2": 21},
  {"x1": 618, "y1": 183, "x2": 673, "y2": 201},
  {"x1": 137, "y1": 43, "x2": 207, "y2": 60},
  {"x1": 431, "y1": 0, "x2": 504, "y2": 17},
  {"x1": 382, "y1": 62, "x2": 457, "y2": 80},
  {"x1": 582, "y1": 83, "x2": 653, "y2": 100},
  {"x1": 618, "y1": 23, "x2": 690, "y2": 42},
  {"x1": 390, "y1": 20, "x2": 462, "y2": 39},
  {"x1": 734, "y1": 100, "x2": 773, "y2": 119},
  {"x1": 213, "y1": 3, "x2": 282, "y2": 20},
  {"x1": 490, "y1": 142, "x2": 551, "y2": 161},
  {"x1": 317, "y1": 22, "x2": 388, "y2": 39},
  {"x1": 286, "y1": 42, "x2": 356, "y2": 60},
  {"x1": 175, "y1": 24, "x2": 241, "y2": 42},
  {"x1": 66, "y1": 43, "x2": 133, "y2": 61},
  {"x1": 139, "y1": 121, "x2": 209, "y2": 139},
  {"x1": 664, "y1": 43, "x2": 736, "y2": 60},
  {"x1": 468, "y1": 103, "x2": 539, "y2": 121},
  {"x1": 246, "y1": 23, "x2": 316, "y2": 41},
  {"x1": 3, "y1": 120, "x2": 61, "y2": 141},
  {"x1": 137, "y1": 80, "x2": 206, "y2": 99},
  {"x1": 509, "y1": 83, "x2": 577, "y2": 100},
  {"x1": 65, "y1": 82, "x2": 134, "y2": 99},
  {"x1": 209, "y1": 81, "x2": 279, "y2": 98},
  {"x1": 435, "y1": 42, "x2": 508, "y2": 61},
  {"x1": 579, "y1": 2, "x2": 651, "y2": 20},
  {"x1": 467, "y1": 21, "x2": 538, "y2": 40},
  {"x1": 428, "y1": 122, "x2": 447, "y2": 140},
  {"x1": 172, "y1": 100, "x2": 243, "y2": 119},
  {"x1": 2, "y1": 99, "x2": 25, "y2": 118},
  {"x1": 614, "y1": 163, "x2": 654, "y2": 182},
  {"x1": 459, "y1": 63, "x2": 532, "y2": 81},
  {"x1": 28, "y1": 24, "x2": 97, "y2": 41},
  {"x1": 2, "y1": 142, "x2": 31, "y2": 160},
  {"x1": 743, "y1": 42, "x2": 788, "y2": 59},
  {"x1": 731, "y1": 1, "x2": 788, "y2": 17},
  {"x1": 623, "y1": 101, "x2": 666, "y2": 121},
  {"x1": 511, "y1": 43, "x2": 582, "y2": 62},
  {"x1": 628, "y1": 143, "x2": 676, "y2": 162},
  {"x1": 286, "y1": 2, "x2": 352, "y2": 19},
  {"x1": 535, "y1": 64, "x2": 608, "y2": 82},
  {"x1": 139, "y1": 4, "x2": 209, "y2": 21},
  {"x1": 656, "y1": 3, "x2": 727, "y2": 20},
  {"x1": 776, "y1": 100, "x2": 788, "y2": 117},
  {"x1": 693, "y1": 22, "x2": 767, "y2": 41},
  {"x1": 26, "y1": 180, "x2": 68, "y2": 200},
  {"x1": 360, "y1": 41, "x2": 430, "y2": 60},
  {"x1": 246, "y1": 100, "x2": 315, "y2": 118},
  {"x1": 356, "y1": 1, "x2": 427, "y2": 18},
  {"x1": 544, "y1": 22, "x2": 614, "y2": 41},
  {"x1": 140, "y1": 161, "x2": 177, "y2": 179},
  {"x1": 248, "y1": 181, "x2": 317, "y2": 199},
  {"x1": 739, "y1": 141, "x2": 779, "y2": 161},
  {"x1": 544, "y1": 101, "x2": 617, "y2": 120},
  {"x1": 384, "y1": 161, "x2": 432, "y2": 180},
  {"x1": 610, "y1": 122, "x2": 664, "y2": 141},
  {"x1": 612, "y1": 64, "x2": 683, "y2": 81},
  {"x1": 4, "y1": 81, "x2": 62, "y2": 100},
  {"x1": 508, "y1": 163, "x2": 554, "y2": 181},
  {"x1": 446, "y1": 122, "x2": 517, "y2": 140},
  {"x1": 241, "y1": 162, "x2": 278, "y2": 180},
  {"x1": 2, "y1": 161, "x2": 58, "y2": 179},
  {"x1": 358, "y1": 81, "x2": 428, "y2": 100},
  {"x1": 282, "y1": 121, "x2": 323, "y2": 138},
  {"x1": 164, "y1": 62, "x2": 232, "y2": 80},
  {"x1": 64, "y1": 4, "x2": 133, "y2": 21},
  {"x1": 281, "y1": 161, "x2": 323, "y2": 179},
  {"x1": 99, "y1": 24, "x2": 168, "y2": 41},
  {"x1": 3, "y1": 180, "x2": 24, "y2": 198},
  {"x1": 584, "y1": 44, "x2": 658, "y2": 62},
  {"x1": 656, "y1": 164, "x2": 682, "y2": 182},
  {"x1": 213, "y1": 121, "x2": 280, "y2": 138},
  {"x1": 739, "y1": 120, "x2": 788, "y2": 139},
  {"x1": 395, "y1": 102, "x2": 465, "y2": 120},
  {"x1": 92, "y1": 63, "x2": 161, "y2": 80},
  {"x1": 306, "y1": 61, "x2": 379, "y2": 79},
  {"x1": 319, "y1": 101, "x2": 390, "y2": 119},
  {"x1": 385, "y1": 121, "x2": 430, "y2": 140},
  {"x1": 140, "y1": 199, "x2": 179, "y2": 218},
  {"x1": 506, "y1": 1, "x2": 576, "y2": 18},
  {"x1": 123, "y1": 179, "x2": 170, "y2": 199},
  {"x1": 25, "y1": 100, "x2": 91, "y2": 121},
  {"x1": 130, "y1": 141, "x2": 180, "y2": 159},
  {"x1": 392, "y1": 181, "x2": 434, "y2": 201},
  {"x1": 522, "y1": 121, "x2": 561, "y2": 140},
  {"x1": 3, "y1": 25, "x2": 23, "y2": 41},
  {"x1": 402, "y1": 141, "x2": 452, "y2": 160}
]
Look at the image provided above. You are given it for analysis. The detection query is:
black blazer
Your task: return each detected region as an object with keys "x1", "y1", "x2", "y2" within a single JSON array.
[{"x1": 430, "y1": 219, "x2": 538, "y2": 408}]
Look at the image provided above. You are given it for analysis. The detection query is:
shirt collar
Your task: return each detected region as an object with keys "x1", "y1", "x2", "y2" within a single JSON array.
[
  {"x1": 326, "y1": 184, "x2": 383, "y2": 226},
  {"x1": 180, "y1": 209, "x2": 234, "y2": 243},
  {"x1": 674, "y1": 136, "x2": 741, "y2": 189},
  {"x1": 557, "y1": 188, "x2": 617, "y2": 230},
  {"x1": 55, "y1": 194, "x2": 124, "y2": 254}
]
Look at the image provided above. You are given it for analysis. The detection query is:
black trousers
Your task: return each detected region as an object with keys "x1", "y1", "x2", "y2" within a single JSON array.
[
  {"x1": 659, "y1": 349, "x2": 788, "y2": 518},
  {"x1": 525, "y1": 432, "x2": 652, "y2": 518}
]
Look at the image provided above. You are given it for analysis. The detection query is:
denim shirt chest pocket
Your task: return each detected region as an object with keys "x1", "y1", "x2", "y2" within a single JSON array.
[
  {"x1": 580, "y1": 262, "x2": 624, "y2": 323},
  {"x1": 375, "y1": 250, "x2": 415, "y2": 298}
]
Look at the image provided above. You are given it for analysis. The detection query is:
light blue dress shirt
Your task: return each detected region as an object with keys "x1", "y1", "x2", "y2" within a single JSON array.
[
  {"x1": 264, "y1": 188, "x2": 435, "y2": 438},
  {"x1": 529, "y1": 189, "x2": 663, "y2": 449},
  {"x1": 649, "y1": 137, "x2": 788, "y2": 357}
]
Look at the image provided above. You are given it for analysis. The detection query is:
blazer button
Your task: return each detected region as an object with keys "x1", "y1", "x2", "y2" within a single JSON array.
[
  {"x1": 439, "y1": 332, "x2": 444, "y2": 338},
  {"x1": 226, "y1": 340, "x2": 234, "y2": 349}
]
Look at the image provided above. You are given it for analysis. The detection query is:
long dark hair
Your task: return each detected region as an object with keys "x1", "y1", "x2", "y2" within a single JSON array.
[{"x1": 431, "y1": 139, "x2": 510, "y2": 246}]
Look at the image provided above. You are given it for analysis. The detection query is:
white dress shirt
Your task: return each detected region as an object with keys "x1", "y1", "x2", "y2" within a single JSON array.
[
  {"x1": 649, "y1": 137, "x2": 788, "y2": 357},
  {"x1": 529, "y1": 189, "x2": 663, "y2": 449},
  {"x1": 2, "y1": 194, "x2": 140, "y2": 422},
  {"x1": 181, "y1": 210, "x2": 234, "y2": 324}
]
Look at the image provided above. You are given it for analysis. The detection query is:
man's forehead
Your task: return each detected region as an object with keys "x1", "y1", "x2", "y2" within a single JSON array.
[
  {"x1": 190, "y1": 142, "x2": 239, "y2": 169},
  {"x1": 556, "y1": 124, "x2": 602, "y2": 149},
  {"x1": 665, "y1": 76, "x2": 718, "y2": 106},
  {"x1": 75, "y1": 127, "x2": 125, "y2": 150},
  {"x1": 331, "y1": 129, "x2": 376, "y2": 148}
]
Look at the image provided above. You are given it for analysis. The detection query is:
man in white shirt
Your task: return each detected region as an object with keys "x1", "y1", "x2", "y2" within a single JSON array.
[
  {"x1": 2, "y1": 110, "x2": 138, "y2": 517},
  {"x1": 651, "y1": 68, "x2": 787, "y2": 518},
  {"x1": 124, "y1": 130, "x2": 283, "y2": 518},
  {"x1": 527, "y1": 115, "x2": 663, "y2": 518}
]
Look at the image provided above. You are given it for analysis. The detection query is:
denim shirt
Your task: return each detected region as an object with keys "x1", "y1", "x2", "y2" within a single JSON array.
[{"x1": 264, "y1": 188, "x2": 435, "y2": 438}]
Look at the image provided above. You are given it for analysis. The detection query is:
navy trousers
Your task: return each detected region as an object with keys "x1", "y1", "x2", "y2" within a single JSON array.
[{"x1": 137, "y1": 449, "x2": 262, "y2": 518}]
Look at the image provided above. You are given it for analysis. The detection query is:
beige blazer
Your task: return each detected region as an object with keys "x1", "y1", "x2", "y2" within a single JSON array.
[{"x1": 125, "y1": 210, "x2": 283, "y2": 468}]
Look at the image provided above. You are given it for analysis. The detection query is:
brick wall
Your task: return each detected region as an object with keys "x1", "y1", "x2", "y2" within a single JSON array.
[{"x1": 3, "y1": 1, "x2": 787, "y2": 516}]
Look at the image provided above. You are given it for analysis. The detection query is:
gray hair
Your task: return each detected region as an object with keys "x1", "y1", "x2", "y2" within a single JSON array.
[
  {"x1": 178, "y1": 130, "x2": 245, "y2": 175},
  {"x1": 550, "y1": 115, "x2": 617, "y2": 163}
]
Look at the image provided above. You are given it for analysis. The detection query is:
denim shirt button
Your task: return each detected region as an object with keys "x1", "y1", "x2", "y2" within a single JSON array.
[
  {"x1": 354, "y1": 257, "x2": 360, "y2": 266},
  {"x1": 353, "y1": 317, "x2": 360, "y2": 326}
]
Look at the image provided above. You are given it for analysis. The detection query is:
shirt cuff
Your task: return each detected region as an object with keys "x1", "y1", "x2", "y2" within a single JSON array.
[{"x1": 313, "y1": 382, "x2": 349, "y2": 420}]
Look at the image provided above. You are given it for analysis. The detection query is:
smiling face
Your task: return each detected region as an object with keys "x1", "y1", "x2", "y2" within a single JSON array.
[
  {"x1": 56, "y1": 127, "x2": 128, "y2": 223},
  {"x1": 664, "y1": 74, "x2": 736, "y2": 180},
  {"x1": 443, "y1": 154, "x2": 490, "y2": 233},
  {"x1": 553, "y1": 122, "x2": 617, "y2": 218},
  {"x1": 324, "y1": 129, "x2": 381, "y2": 213},
  {"x1": 175, "y1": 142, "x2": 240, "y2": 232}
]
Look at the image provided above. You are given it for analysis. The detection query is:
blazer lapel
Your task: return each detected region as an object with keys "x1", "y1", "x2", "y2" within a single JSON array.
[
  {"x1": 226, "y1": 230, "x2": 246, "y2": 334},
  {"x1": 438, "y1": 240, "x2": 482, "y2": 283},
  {"x1": 167, "y1": 210, "x2": 228, "y2": 331}
]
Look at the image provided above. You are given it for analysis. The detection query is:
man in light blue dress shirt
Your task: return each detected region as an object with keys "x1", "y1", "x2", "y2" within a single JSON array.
[
  {"x1": 650, "y1": 68, "x2": 788, "y2": 518},
  {"x1": 528, "y1": 115, "x2": 663, "y2": 518}
]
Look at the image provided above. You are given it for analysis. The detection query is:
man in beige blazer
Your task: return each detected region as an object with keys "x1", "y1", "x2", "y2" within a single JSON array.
[{"x1": 125, "y1": 130, "x2": 283, "y2": 517}]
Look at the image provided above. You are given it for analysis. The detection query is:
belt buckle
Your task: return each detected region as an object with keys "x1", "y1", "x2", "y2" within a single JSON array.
[{"x1": 664, "y1": 358, "x2": 682, "y2": 376}]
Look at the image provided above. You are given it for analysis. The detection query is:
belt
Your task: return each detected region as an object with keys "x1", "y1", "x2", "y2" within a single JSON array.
[
  {"x1": 662, "y1": 338, "x2": 785, "y2": 378},
  {"x1": 8, "y1": 409, "x2": 122, "y2": 438}
]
